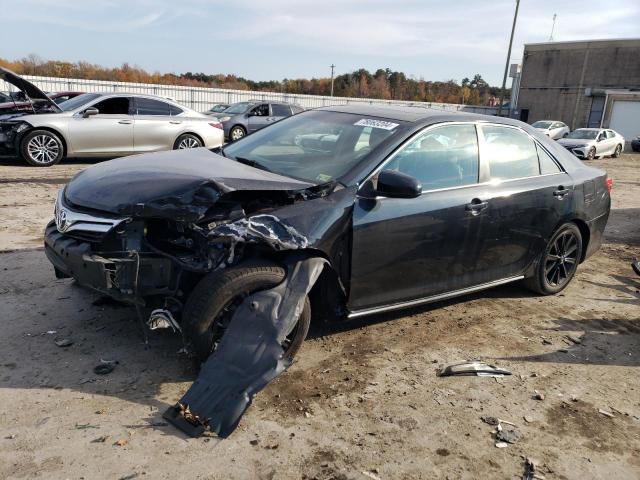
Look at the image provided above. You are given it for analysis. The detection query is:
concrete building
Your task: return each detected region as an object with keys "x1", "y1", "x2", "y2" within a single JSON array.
[{"x1": 516, "y1": 38, "x2": 640, "y2": 143}]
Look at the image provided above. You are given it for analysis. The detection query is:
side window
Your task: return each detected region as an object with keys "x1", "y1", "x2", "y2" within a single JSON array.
[
  {"x1": 169, "y1": 105, "x2": 183, "y2": 116},
  {"x1": 271, "y1": 104, "x2": 291, "y2": 117},
  {"x1": 291, "y1": 105, "x2": 304, "y2": 114},
  {"x1": 606, "y1": 130, "x2": 615, "y2": 138},
  {"x1": 383, "y1": 124, "x2": 479, "y2": 190},
  {"x1": 482, "y1": 125, "x2": 540, "y2": 180},
  {"x1": 597, "y1": 131, "x2": 606, "y2": 141},
  {"x1": 251, "y1": 104, "x2": 269, "y2": 116},
  {"x1": 536, "y1": 144, "x2": 561, "y2": 174},
  {"x1": 92, "y1": 97, "x2": 130, "y2": 115},
  {"x1": 135, "y1": 98, "x2": 171, "y2": 116}
]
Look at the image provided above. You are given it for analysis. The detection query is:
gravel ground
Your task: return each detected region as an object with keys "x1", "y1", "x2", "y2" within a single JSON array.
[{"x1": 0, "y1": 153, "x2": 639, "y2": 479}]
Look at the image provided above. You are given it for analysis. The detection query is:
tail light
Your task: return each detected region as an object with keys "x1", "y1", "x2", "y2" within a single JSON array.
[
  {"x1": 606, "y1": 176, "x2": 613, "y2": 193},
  {"x1": 209, "y1": 122, "x2": 223, "y2": 130}
]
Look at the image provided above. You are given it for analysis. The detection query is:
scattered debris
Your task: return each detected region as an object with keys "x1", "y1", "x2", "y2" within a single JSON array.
[
  {"x1": 114, "y1": 438, "x2": 128, "y2": 447},
  {"x1": 94, "y1": 359, "x2": 118, "y2": 375},
  {"x1": 362, "y1": 471, "x2": 382, "y2": 480},
  {"x1": 524, "y1": 415, "x2": 534, "y2": 423},
  {"x1": 564, "y1": 334, "x2": 582, "y2": 345},
  {"x1": 118, "y1": 474, "x2": 139, "y2": 480},
  {"x1": 5, "y1": 434, "x2": 16, "y2": 439},
  {"x1": 495, "y1": 442, "x2": 509, "y2": 448},
  {"x1": 91, "y1": 435, "x2": 109, "y2": 443},
  {"x1": 522, "y1": 457, "x2": 538, "y2": 480},
  {"x1": 249, "y1": 439, "x2": 260, "y2": 446},
  {"x1": 164, "y1": 256, "x2": 326, "y2": 438},
  {"x1": 437, "y1": 361, "x2": 512, "y2": 377},
  {"x1": 496, "y1": 426, "x2": 521, "y2": 444},
  {"x1": 75, "y1": 423, "x2": 99, "y2": 430},
  {"x1": 147, "y1": 309, "x2": 181, "y2": 332},
  {"x1": 54, "y1": 338, "x2": 73, "y2": 347},
  {"x1": 481, "y1": 416, "x2": 499, "y2": 426},
  {"x1": 533, "y1": 390, "x2": 545, "y2": 401},
  {"x1": 598, "y1": 408, "x2": 614, "y2": 418}
]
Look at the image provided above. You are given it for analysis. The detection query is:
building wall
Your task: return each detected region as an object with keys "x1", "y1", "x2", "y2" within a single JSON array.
[{"x1": 517, "y1": 39, "x2": 640, "y2": 129}]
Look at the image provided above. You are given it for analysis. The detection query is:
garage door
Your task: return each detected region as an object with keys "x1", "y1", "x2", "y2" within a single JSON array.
[{"x1": 609, "y1": 100, "x2": 640, "y2": 140}]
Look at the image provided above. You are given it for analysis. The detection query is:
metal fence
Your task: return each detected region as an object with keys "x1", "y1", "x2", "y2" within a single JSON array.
[{"x1": 2, "y1": 74, "x2": 499, "y2": 115}]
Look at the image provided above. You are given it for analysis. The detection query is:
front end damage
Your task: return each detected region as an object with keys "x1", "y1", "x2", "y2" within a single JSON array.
[{"x1": 43, "y1": 149, "x2": 354, "y2": 436}]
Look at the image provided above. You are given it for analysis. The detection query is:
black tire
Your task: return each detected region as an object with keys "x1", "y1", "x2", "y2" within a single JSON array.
[
  {"x1": 20, "y1": 129, "x2": 64, "y2": 166},
  {"x1": 523, "y1": 223, "x2": 583, "y2": 295},
  {"x1": 612, "y1": 144, "x2": 622, "y2": 158},
  {"x1": 586, "y1": 147, "x2": 596, "y2": 160},
  {"x1": 173, "y1": 133, "x2": 203, "y2": 150},
  {"x1": 182, "y1": 260, "x2": 311, "y2": 363},
  {"x1": 229, "y1": 125, "x2": 246, "y2": 142}
]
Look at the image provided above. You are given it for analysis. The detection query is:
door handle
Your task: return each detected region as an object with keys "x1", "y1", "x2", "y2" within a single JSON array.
[
  {"x1": 553, "y1": 186, "x2": 570, "y2": 198},
  {"x1": 169, "y1": 120, "x2": 182, "y2": 124},
  {"x1": 465, "y1": 198, "x2": 488, "y2": 215},
  {"x1": 118, "y1": 120, "x2": 133, "y2": 124}
]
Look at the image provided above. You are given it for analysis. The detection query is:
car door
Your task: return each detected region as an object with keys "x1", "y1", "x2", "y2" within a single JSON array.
[
  {"x1": 471, "y1": 124, "x2": 572, "y2": 283},
  {"x1": 132, "y1": 97, "x2": 184, "y2": 152},
  {"x1": 247, "y1": 103, "x2": 271, "y2": 132},
  {"x1": 67, "y1": 96, "x2": 134, "y2": 155},
  {"x1": 349, "y1": 123, "x2": 488, "y2": 310},
  {"x1": 605, "y1": 130, "x2": 618, "y2": 154},
  {"x1": 594, "y1": 130, "x2": 609, "y2": 155}
]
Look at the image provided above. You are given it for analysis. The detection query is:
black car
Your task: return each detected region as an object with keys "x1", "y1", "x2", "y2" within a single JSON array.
[
  {"x1": 44, "y1": 105, "x2": 611, "y2": 361},
  {"x1": 632, "y1": 135, "x2": 640, "y2": 152}
]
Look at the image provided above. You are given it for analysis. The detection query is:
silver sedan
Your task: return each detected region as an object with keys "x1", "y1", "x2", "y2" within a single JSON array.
[{"x1": 1, "y1": 68, "x2": 224, "y2": 166}]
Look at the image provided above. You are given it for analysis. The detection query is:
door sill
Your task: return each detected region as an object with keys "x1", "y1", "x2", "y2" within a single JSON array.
[{"x1": 347, "y1": 275, "x2": 524, "y2": 319}]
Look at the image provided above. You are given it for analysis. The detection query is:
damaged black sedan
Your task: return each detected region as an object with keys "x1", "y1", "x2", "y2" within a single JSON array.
[{"x1": 44, "y1": 105, "x2": 610, "y2": 435}]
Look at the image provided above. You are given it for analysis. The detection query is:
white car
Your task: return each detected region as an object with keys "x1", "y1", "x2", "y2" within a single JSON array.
[
  {"x1": 531, "y1": 120, "x2": 570, "y2": 140},
  {"x1": 0, "y1": 67, "x2": 224, "y2": 166},
  {"x1": 557, "y1": 128, "x2": 625, "y2": 160}
]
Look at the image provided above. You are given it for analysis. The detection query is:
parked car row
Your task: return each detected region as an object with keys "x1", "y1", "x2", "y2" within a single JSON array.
[{"x1": 531, "y1": 119, "x2": 625, "y2": 160}]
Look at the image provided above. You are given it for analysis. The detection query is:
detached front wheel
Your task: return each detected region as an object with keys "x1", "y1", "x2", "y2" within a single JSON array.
[
  {"x1": 20, "y1": 130, "x2": 64, "y2": 166},
  {"x1": 182, "y1": 260, "x2": 311, "y2": 363}
]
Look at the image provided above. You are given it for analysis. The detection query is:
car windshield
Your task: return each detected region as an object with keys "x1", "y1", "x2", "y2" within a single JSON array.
[
  {"x1": 566, "y1": 129, "x2": 598, "y2": 140},
  {"x1": 59, "y1": 93, "x2": 101, "y2": 112},
  {"x1": 532, "y1": 121, "x2": 553, "y2": 129},
  {"x1": 223, "y1": 102, "x2": 253, "y2": 114},
  {"x1": 208, "y1": 104, "x2": 228, "y2": 113},
  {"x1": 222, "y1": 110, "x2": 405, "y2": 183}
]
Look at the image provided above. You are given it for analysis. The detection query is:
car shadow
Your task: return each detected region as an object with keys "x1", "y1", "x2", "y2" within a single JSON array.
[{"x1": 499, "y1": 316, "x2": 640, "y2": 368}]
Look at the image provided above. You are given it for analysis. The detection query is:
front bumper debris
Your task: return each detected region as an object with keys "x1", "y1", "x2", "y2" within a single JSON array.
[{"x1": 164, "y1": 254, "x2": 326, "y2": 438}]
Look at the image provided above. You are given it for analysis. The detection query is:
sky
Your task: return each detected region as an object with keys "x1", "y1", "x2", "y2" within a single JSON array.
[{"x1": 1, "y1": 0, "x2": 639, "y2": 86}]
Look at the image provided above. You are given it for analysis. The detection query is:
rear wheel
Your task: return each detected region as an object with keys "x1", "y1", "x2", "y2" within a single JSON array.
[
  {"x1": 612, "y1": 144, "x2": 622, "y2": 158},
  {"x1": 20, "y1": 130, "x2": 64, "y2": 166},
  {"x1": 523, "y1": 223, "x2": 583, "y2": 295},
  {"x1": 173, "y1": 134, "x2": 203, "y2": 150},
  {"x1": 182, "y1": 260, "x2": 311, "y2": 363}
]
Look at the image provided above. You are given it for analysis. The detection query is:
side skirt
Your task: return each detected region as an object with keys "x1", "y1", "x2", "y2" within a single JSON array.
[{"x1": 347, "y1": 275, "x2": 525, "y2": 319}]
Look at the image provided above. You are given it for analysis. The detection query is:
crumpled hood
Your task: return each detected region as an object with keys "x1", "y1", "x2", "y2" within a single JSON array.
[
  {"x1": 64, "y1": 148, "x2": 314, "y2": 221},
  {"x1": 557, "y1": 138, "x2": 595, "y2": 148},
  {"x1": 0, "y1": 67, "x2": 61, "y2": 113}
]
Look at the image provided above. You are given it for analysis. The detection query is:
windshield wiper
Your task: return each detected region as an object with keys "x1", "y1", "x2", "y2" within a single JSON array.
[{"x1": 234, "y1": 156, "x2": 273, "y2": 173}]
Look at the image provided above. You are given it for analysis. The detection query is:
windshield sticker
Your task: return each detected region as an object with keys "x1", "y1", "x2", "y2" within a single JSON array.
[
  {"x1": 316, "y1": 173, "x2": 332, "y2": 183},
  {"x1": 354, "y1": 119, "x2": 399, "y2": 130}
]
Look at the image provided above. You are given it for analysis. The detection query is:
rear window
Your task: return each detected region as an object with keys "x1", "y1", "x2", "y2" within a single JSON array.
[
  {"x1": 482, "y1": 125, "x2": 539, "y2": 180},
  {"x1": 271, "y1": 104, "x2": 291, "y2": 117},
  {"x1": 135, "y1": 98, "x2": 171, "y2": 116}
]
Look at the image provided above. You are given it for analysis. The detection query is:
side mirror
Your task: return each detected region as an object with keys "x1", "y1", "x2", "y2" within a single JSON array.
[
  {"x1": 376, "y1": 170, "x2": 422, "y2": 198},
  {"x1": 82, "y1": 107, "x2": 98, "y2": 118}
]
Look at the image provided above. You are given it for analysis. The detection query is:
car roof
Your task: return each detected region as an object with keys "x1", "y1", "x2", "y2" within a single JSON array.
[{"x1": 316, "y1": 103, "x2": 512, "y2": 125}]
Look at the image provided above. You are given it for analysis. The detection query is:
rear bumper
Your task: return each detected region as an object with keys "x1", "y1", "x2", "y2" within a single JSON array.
[
  {"x1": 584, "y1": 210, "x2": 609, "y2": 260},
  {"x1": 44, "y1": 221, "x2": 175, "y2": 303}
]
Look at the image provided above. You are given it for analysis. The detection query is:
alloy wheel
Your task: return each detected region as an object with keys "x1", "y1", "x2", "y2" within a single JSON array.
[
  {"x1": 178, "y1": 137, "x2": 200, "y2": 149},
  {"x1": 27, "y1": 135, "x2": 60, "y2": 165},
  {"x1": 230, "y1": 128, "x2": 245, "y2": 141},
  {"x1": 544, "y1": 231, "x2": 579, "y2": 288}
]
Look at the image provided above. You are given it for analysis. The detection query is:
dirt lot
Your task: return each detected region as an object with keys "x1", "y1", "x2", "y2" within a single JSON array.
[{"x1": 0, "y1": 153, "x2": 639, "y2": 479}]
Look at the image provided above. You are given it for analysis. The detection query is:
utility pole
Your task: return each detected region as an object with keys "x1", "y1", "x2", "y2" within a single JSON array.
[
  {"x1": 330, "y1": 64, "x2": 335, "y2": 97},
  {"x1": 497, "y1": 0, "x2": 520, "y2": 117},
  {"x1": 549, "y1": 13, "x2": 557, "y2": 41}
]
